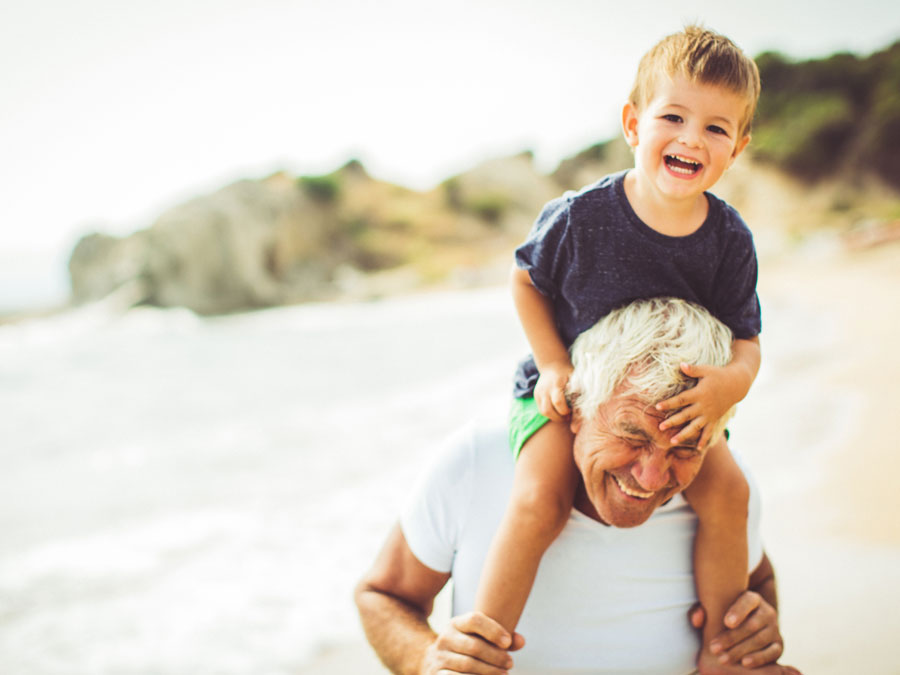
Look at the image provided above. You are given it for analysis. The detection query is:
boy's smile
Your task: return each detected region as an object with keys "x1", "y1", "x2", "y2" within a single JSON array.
[{"x1": 622, "y1": 75, "x2": 750, "y2": 219}]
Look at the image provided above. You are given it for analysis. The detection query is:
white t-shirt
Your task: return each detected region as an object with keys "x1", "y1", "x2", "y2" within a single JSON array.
[{"x1": 401, "y1": 423, "x2": 763, "y2": 675}]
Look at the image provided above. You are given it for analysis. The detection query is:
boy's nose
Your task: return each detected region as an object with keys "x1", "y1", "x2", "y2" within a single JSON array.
[{"x1": 679, "y1": 124, "x2": 703, "y2": 148}]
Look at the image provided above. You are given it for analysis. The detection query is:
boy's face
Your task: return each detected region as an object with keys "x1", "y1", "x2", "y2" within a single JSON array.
[{"x1": 622, "y1": 75, "x2": 751, "y2": 204}]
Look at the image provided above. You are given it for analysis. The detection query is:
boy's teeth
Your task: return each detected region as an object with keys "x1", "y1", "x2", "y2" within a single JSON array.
[{"x1": 665, "y1": 154, "x2": 702, "y2": 174}]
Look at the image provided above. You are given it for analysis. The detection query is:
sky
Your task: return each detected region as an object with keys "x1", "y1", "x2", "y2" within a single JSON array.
[{"x1": 2, "y1": 0, "x2": 899, "y2": 311}]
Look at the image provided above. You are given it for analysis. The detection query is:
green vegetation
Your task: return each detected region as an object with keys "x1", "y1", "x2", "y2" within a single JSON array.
[
  {"x1": 466, "y1": 193, "x2": 510, "y2": 224},
  {"x1": 298, "y1": 173, "x2": 341, "y2": 202},
  {"x1": 753, "y1": 42, "x2": 900, "y2": 188},
  {"x1": 441, "y1": 178, "x2": 510, "y2": 224}
]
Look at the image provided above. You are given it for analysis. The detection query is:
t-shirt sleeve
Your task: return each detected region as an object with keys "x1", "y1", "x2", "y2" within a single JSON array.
[
  {"x1": 400, "y1": 427, "x2": 475, "y2": 573},
  {"x1": 715, "y1": 229, "x2": 761, "y2": 339},
  {"x1": 514, "y1": 196, "x2": 574, "y2": 299}
]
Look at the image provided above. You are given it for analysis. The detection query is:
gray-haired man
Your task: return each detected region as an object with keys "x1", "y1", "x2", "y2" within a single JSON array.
[{"x1": 356, "y1": 298, "x2": 799, "y2": 675}]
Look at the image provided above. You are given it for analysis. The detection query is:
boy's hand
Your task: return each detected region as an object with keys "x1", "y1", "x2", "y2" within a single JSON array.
[
  {"x1": 656, "y1": 362, "x2": 751, "y2": 449},
  {"x1": 534, "y1": 360, "x2": 574, "y2": 422}
]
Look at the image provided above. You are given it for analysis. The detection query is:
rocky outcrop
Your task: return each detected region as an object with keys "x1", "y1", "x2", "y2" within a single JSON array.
[
  {"x1": 69, "y1": 172, "x2": 339, "y2": 314},
  {"x1": 67, "y1": 157, "x2": 550, "y2": 314},
  {"x1": 442, "y1": 152, "x2": 560, "y2": 228}
]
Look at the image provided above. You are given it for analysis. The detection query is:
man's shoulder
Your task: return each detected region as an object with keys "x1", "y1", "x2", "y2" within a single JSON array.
[
  {"x1": 441, "y1": 421, "x2": 512, "y2": 478},
  {"x1": 399, "y1": 421, "x2": 513, "y2": 572},
  {"x1": 411, "y1": 421, "x2": 512, "y2": 497}
]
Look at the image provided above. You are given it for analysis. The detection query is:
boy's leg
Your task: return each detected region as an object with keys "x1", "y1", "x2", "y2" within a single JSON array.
[
  {"x1": 474, "y1": 420, "x2": 578, "y2": 632},
  {"x1": 683, "y1": 436, "x2": 751, "y2": 671}
]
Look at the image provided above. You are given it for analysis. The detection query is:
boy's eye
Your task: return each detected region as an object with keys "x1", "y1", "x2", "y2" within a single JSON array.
[
  {"x1": 661, "y1": 114, "x2": 682, "y2": 123},
  {"x1": 707, "y1": 125, "x2": 729, "y2": 136}
]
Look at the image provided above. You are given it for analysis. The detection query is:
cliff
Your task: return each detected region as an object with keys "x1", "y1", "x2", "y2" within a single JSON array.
[{"x1": 68, "y1": 154, "x2": 560, "y2": 314}]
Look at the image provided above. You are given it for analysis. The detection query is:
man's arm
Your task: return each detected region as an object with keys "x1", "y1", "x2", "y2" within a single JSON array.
[
  {"x1": 747, "y1": 549, "x2": 777, "y2": 610},
  {"x1": 355, "y1": 524, "x2": 522, "y2": 675}
]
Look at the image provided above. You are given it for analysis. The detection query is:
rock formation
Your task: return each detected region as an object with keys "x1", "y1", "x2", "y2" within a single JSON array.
[{"x1": 68, "y1": 156, "x2": 556, "y2": 314}]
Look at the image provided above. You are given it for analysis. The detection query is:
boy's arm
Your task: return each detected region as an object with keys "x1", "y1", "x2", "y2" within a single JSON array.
[
  {"x1": 689, "y1": 552, "x2": 792, "y2": 670},
  {"x1": 727, "y1": 336, "x2": 762, "y2": 401},
  {"x1": 355, "y1": 524, "x2": 521, "y2": 675},
  {"x1": 510, "y1": 265, "x2": 572, "y2": 419},
  {"x1": 658, "y1": 336, "x2": 761, "y2": 447},
  {"x1": 510, "y1": 266, "x2": 569, "y2": 372}
]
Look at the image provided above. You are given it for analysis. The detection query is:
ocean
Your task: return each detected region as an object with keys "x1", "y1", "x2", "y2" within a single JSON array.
[
  {"x1": 0, "y1": 288, "x2": 527, "y2": 673},
  {"x1": 0, "y1": 286, "x2": 853, "y2": 673}
]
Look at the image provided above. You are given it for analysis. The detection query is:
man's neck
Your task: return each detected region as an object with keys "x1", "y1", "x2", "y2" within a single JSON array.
[{"x1": 574, "y1": 483, "x2": 609, "y2": 525}]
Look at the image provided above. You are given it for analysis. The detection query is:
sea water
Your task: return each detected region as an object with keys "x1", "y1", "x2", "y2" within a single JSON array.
[
  {"x1": 0, "y1": 287, "x2": 853, "y2": 674},
  {"x1": 0, "y1": 288, "x2": 527, "y2": 673}
]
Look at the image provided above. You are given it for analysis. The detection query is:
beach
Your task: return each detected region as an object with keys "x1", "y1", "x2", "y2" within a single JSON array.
[{"x1": 1, "y1": 237, "x2": 898, "y2": 674}]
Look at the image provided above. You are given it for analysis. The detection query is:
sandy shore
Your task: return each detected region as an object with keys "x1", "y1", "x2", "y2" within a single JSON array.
[
  {"x1": 307, "y1": 239, "x2": 900, "y2": 674},
  {"x1": 756, "y1": 240, "x2": 900, "y2": 673}
]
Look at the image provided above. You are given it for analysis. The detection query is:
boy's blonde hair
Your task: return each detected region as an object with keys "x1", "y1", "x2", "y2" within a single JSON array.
[{"x1": 629, "y1": 25, "x2": 761, "y2": 138}]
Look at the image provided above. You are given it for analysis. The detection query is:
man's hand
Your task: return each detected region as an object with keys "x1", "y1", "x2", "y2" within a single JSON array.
[
  {"x1": 534, "y1": 360, "x2": 574, "y2": 422},
  {"x1": 421, "y1": 612, "x2": 525, "y2": 675},
  {"x1": 689, "y1": 591, "x2": 799, "y2": 672}
]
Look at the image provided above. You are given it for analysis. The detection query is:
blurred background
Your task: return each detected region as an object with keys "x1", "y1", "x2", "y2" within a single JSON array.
[{"x1": 2, "y1": 0, "x2": 899, "y2": 672}]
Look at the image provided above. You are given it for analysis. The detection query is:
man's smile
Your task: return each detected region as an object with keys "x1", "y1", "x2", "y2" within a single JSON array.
[{"x1": 611, "y1": 473, "x2": 655, "y2": 500}]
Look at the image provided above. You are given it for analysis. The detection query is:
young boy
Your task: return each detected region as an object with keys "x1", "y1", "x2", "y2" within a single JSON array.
[{"x1": 475, "y1": 26, "x2": 762, "y2": 672}]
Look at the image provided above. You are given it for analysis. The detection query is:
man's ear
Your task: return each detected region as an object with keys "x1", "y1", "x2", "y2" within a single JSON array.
[
  {"x1": 570, "y1": 408, "x2": 583, "y2": 435},
  {"x1": 622, "y1": 101, "x2": 640, "y2": 148}
]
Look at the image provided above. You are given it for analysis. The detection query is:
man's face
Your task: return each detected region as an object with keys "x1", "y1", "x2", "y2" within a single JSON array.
[{"x1": 570, "y1": 389, "x2": 708, "y2": 527}]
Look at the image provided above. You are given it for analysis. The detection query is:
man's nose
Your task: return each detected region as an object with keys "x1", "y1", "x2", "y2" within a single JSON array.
[{"x1": 632, "y1": 452, "x2": 671, "y2": 492}]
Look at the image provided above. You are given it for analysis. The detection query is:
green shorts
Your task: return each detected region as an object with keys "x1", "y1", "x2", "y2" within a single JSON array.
[{"x1": 508, "y1": 397, "x2": 550, "y2": 460}]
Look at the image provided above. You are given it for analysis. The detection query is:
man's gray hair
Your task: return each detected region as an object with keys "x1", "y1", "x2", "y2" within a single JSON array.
[{"x1": 568, "y1": 297, "x2": 735, "y2": 438}]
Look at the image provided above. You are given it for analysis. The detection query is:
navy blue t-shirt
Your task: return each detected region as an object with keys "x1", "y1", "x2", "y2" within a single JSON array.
[{"x1": 513, "y1": 170, "x2": 761, "y2": 399}]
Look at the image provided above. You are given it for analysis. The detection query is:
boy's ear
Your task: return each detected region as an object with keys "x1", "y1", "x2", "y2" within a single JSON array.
[
  {"x1": 622, "y1": 101, "x2": 640, "y2": 148},
  {"x1": 729, "y1": 134, "x2": 751, "y2": 164}
]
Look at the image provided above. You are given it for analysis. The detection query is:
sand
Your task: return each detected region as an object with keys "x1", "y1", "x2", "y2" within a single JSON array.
[
  {"x1": 310, "y1": 238, "x2": 900, "y2": 674},
  {"x1": 755, "y1": 240, "x2": 900, "y2": 673}
]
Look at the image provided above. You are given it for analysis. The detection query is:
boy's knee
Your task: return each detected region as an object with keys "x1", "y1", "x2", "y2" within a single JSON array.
[{"x1": 509, "y1": 484, "x2": 573, "y2": 541}]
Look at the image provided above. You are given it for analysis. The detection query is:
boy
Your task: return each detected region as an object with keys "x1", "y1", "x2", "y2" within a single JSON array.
[{"x1": 475, "y1": 26, "x2": 762, "y2": 672}]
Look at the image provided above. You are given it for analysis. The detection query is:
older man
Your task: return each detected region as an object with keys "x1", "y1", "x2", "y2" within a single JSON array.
[{"x1": 356, "y1": 298, "x2": 797, "y2": 674}]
